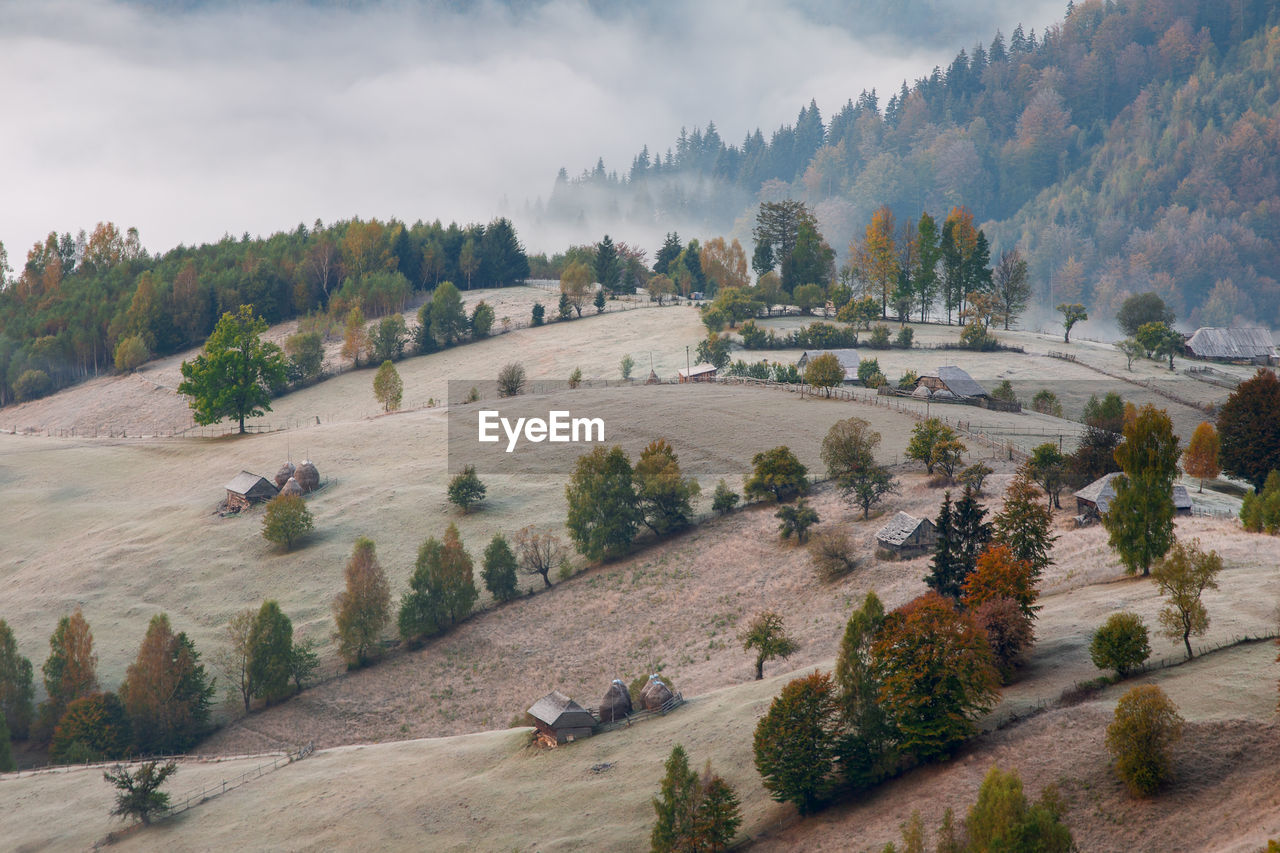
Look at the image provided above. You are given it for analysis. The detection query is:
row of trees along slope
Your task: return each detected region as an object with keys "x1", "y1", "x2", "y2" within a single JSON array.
[
  {"x1": 548, "y1": 0, "x2": 1280, "y2": 327},
  {"x1": 0, "y1": 216, "x2": 530, "y2": 405}
]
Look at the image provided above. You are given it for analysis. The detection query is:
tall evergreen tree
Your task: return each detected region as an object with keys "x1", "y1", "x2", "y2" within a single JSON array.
[
  {"x1": 654, "y1": 232, "x2": 682, "y2": 276},
  {"x1": 925, "y1": 491, "x2": 962, "y2": 598},
  {"x1": 0, "y1": 619, "x2": 34, "y2": 741},
  {"x1": 834, "y1": 591, "x2": 894, "y2": 789},
  {"x1": 914, "y1": 212, "x2": 942, "y2": 322},
  {"x1": 594, "y1": 234, "x2": 621, "y2": 293}
]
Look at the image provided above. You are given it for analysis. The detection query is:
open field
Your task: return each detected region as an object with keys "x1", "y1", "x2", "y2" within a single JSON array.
[{"x1": 2, "y1": 286, "x2": 1276, "y2": 850}]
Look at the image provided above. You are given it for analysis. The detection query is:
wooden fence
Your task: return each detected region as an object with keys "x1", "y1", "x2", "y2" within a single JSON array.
[
  {"x1": 155, "y1": 740, "x2": 315, "y2": 822},
  {"x1": 587, "y1": 692, "x2": 685, "y2": 735}
]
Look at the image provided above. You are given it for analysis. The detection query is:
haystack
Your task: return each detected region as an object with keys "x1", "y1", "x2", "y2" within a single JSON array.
[
  {"x1": 280, "y1": 477, "x2": 304, "y2": 497},
  {"x1": 639, "y1": 674, "x2": 673, "y2": 710},
  {"x1": 295, "y1": 460, "x2": 320, "y2": 492},
  {"x1": 599, "y1": 679, "x2": 633, "y2": 723},
  {"x1": 274, "y1": 461, "x2": 296, "y2": 489}
]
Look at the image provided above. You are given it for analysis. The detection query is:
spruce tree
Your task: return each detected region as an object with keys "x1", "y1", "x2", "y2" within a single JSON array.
[
  {"x1": 925, "y1": 492, "x2": 962, "y2": 598},
  {"x1": 0, "y1": 619, "x2": 34, "y2": 741},
  {"x1": 993, "y1": 467, "x2": 1056, "y2": 578},
  {"x1": 481, "y1": 533, "x2": 519, "y2": 603},
  {"x1": 651, "y1": 744, "x2": 700, "y2": 852}
]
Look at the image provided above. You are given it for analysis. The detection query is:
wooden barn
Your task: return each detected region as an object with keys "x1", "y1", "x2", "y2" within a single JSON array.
[
  {"x1": 875, "y1": 512, "x2": 938, "y2": 558},
  {"x1": 1184, "y1": 327, "x2": 1277, "y2": 365},
  {"x1": 224, "y1": 471, "x2": 279, "y2": 512},
  {"x1": 677, "y1": 363, "x2": 718, "y2": 383},
  {"x1": 528, "y1": 691, "x2": 597, "y2": 746},
  {"x1": 797, "y1": 349, "x2": 860, "y2": 382},
  {"x1": 1073, "y1": 472, "x2": 1192, "y2": 523},
  {"x1": 915, "y1": 366, "x2": 989, "y2": 399}
]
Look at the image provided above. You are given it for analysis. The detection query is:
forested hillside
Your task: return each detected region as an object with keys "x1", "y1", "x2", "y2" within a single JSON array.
[
  {"x1": 542, "y1": 0, "x2": 1280, "y2": 326},
  {"x1": 0, "y1": 217, "x2": 528, "y2": 405}
]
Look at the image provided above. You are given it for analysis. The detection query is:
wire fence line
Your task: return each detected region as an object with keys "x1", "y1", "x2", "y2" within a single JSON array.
[{"x1": 155, "y1": 740, "x2": 315, "y2": 822}]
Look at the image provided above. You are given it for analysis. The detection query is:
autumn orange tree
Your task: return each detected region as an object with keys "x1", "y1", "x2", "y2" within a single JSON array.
[
  {"x1": 852, "y1": 206, "x2": 898, "y2": 318},
  {"x1": 120, "y1": 614, "x2": 214, "y2": 754},
  {"x1": 1181, "y1": 422, "x2": 1220, "y2": 492},
  {"x1": 50, "y1": 692, "x2": 132, "y2": 763},
  {"x1": 872, "y1": 592, "x2": 999, "y2": 761},
  {"x1": 333, "y1": 537, "x2": 392, "y2": 667},
  {"x1": 38, "y1": 607, "x2": 99, "y2": 741},
  {"x1": 962, "y1": 544, "x2": 1040, "y2": 619}
]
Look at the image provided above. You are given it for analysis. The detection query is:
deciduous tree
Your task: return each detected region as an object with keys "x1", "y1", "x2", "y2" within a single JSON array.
[
  {"x1": 1105, "y1": 405, "x2": 1180, "y2": 576},
  {"x1": 514, "y1": 526, "x2": 566, "y2": 589},
  {"x1": 51, "y1": 692, "x2": 131, "y2": 763},
  {"x1": 1090, "y1": 612, "x2": 1151, "y2": 677},
  {"x1": 104, "y1": 760, "x2": 178, "y2": 825},
  {"x1": 333, "y1": 537, "x2": 391, "y2": 667},
  {"x1": 1181, "y1": 422, "x2": 1220, "y2": 492},
  {"x1": 1151, "y1": 538, "x2": 1222, "y2": 659},
  {"x1": 428, "y1": 281, "x2": 467, "y2": 344},
  {"x1": 565, "y1": 445, "x2": 641, "y2": 560},
  {"x1": 1056, "y1": 303, "x2": 1087, "y2": 343},
  {"x1": 497, "y1": 361, "x2": 526, "y2": 397},
  {"x1": 481, "y1": 533, "x2": 519, "y2": 603},
  {"x1": 120, "y1": 614, "x2": 213, "y2": 754},
  {"x1": 991, "y1": 249, "x2": 1030, "y2": 330},
  {"x1": 0, "y1": 620, "x2": 34, "y2": 740},
  {"x1": 634, "y1": 439, "x2": 700, "y2": 536},
  {"x1": 1217, "y1": 369, "x2": 1280, "y2": 490},
  {"x1": 247, "y1": 601, "x2": 293, "y2": 705},
  {"x1": 744, "y1": 446, "x2": 809, "y2": 503},
  {"x1": 39, "y1": 607, "x2": 99, "y2": 740},
  {"x1": 261, "y1": 493, "x2": 314, "y2": 551},
  {"x1": 1117, "y1": 292, "x2": 1175, "y2": 337},
  {"x1": 372, "y1": 360, "x2": 403, "y2": 412},
  {"x1": 1106, "y1": 685, "x2": 1183, "y2": 796},
  {"x1": 398, "y1": 525, "x2": 477, "y2": 643},
  {"x1": 741, "y1": 611, "x2": 798, "y2": 680},
  {"x1": 776, "y1": 499, "x2": 819, "y2": 543},
  {"x1": 177, "y1": 305, "x2": 287, "y2": 434},
  {"x1": 753, "y1": 671, "x2": 841, "y2": 815},
  {"x1": 834, "y1": 591, "x2": 894, "y2": 789}
]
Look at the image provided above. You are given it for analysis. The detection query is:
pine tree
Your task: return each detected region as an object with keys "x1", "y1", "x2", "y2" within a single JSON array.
[
  {"x1": 992, "y1": 467, "x2": 1056, "y2": 579},
  {"x1": 0, "y1": 619, "x2": 34, "y2": 740},
  {"x1": 650, "y1": 744, "x2": 700, "y2": 852},
  {"x1": 834, "y1": 591, "x2": 893, "y2": 789},
  {"x1": 925, "y1": 491, "x2": 962, "y2": 598},
  {"x1": 955, "y1": 485, "x2": 993, "y2": 575}
]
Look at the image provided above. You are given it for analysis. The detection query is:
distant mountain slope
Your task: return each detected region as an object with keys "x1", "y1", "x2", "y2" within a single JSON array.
[{"x1": 544, "y1": 0, "x2": 1280, "y2": 326}]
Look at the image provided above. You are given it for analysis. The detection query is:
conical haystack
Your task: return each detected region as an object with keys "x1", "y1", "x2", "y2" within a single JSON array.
[
  {"x1": 638, "y1": 674, "x2": 673, "y2": 710},
  {"x1": 274, "y1": 461, "x2": 297, "y2": 488},
  {"x1": 599, "y1": 679, "x2": 633, "y2": 723},
  {"x1": 295, "y1": 460, "x2": 320, "y2": 492},
  {"x1": 280, "y1": 477, "x2": 304, "y2": 497}
]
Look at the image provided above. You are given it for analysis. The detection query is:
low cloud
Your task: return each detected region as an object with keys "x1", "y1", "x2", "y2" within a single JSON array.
[{"x1": 0, "y1": 0, "x2": 1064, "y2": 259}]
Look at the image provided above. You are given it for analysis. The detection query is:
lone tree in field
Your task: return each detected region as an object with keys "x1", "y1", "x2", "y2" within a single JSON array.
[
  {"x1": 565, "y1": 445, "x2": 641, "y2": 561},
  {"x1": 711, "y1": 479, "x2": 740, "y2": 515},
  {"x1": 332, "y1": 537, "x2": 391, "y2": 668},
  {"x1": 753, "y1": 671, "x2": 841, "y2": 815},
  {"x1": 1216, "y1": 368, "x2": 1280, "y2": 490},
  {"x1": 744, "y1": 446, "x2": 809, "y2": 503},
  {"x1": 1104, "y1": 404, "x2": 1181, "y2": 576},
  {"x1": 446, "y1": 465, "x2": 487, "y2": 513},
  {"x1": 373, "y1": 360, "x2": 403, "y2": 411},
  {"x1": 822, "y1": 417, "x2": 898, "y2": 519},
  {"x1": 1181, "y1": 422, "x2": 1220, "y2": 492},
  {"x1": 741, "y1": 611, "x2": 798, "y2": 680},
  {"x1": 803, "y1": 352, "x2": 845, "y2": 397},
  {"x1": 481, "y1": 533, "x2": 519, "y2": 603},
  {"x1": 1090, "y1": 612, "x2": 1151, "y2": 678},
  {"x1": 634, "y1": 439, "x2": 701, "y2": 536},
  {"x1": 776, "y1": 499, "x2": 820, "y2": 543},
  {"x1": 497, "y1": 361, "x2": 526, "y2": 397},
  {"x1": 1106, "y1": 684, "x2": 1183, "y2": 797},
  {"x1": 261, "y1": 494, "x2": 314, "y2": 551},
  {"x1": 1151, "y1": 538, "x2": 1222, "y2": 659},
  {"x1": 1056, "y1": 303, "x2": 1087, "y2": 343},
  {"x1": 178, "y1": 304, "x2": 287, "y2": 434},
  {"x1": 513, "y1": 527, "x2": 566, "y2": 589},
  {"x1": 104, "y1": 760, "x2": 178, "y2": 825}
]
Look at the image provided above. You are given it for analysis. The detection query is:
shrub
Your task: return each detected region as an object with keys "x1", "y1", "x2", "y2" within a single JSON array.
[
  {"x1": 446, "y1": 465, "x2": 487, "y2": 513},
  {"x1": 568, "y1": 366, "x2": 583, "y2": 389},
  {"x1": 114, "y1": 335, "x2": 150, "y2": 372},
  {"x1": 13, "y1": 369, "x2": 51, "y2": 402},
  {"x1": 619, "y1": 353, "x2": 635, "y2": 380},
  {"x1": 991, "y1": 380, "x2": 1018, "y2": 404},
  {"x1": 530, "y1": 302, "x2": 545, "y2": 326},
  {"x1": 959, "y1": 321, "x2": 998, "y2": 350},
  {"x1": 959, "y1": 462, "x2": 993, "y2": 495},
  {"x1": 868, "y1": 324, "x2": 891, "y2": 348},
  {"x1": 497, "y1": 362, "x2": 526, "y2": 397},
  {"x1": 808, "y1": 529, "x2": 858, "y2": 581},
  {"x1": 965, "y1": 766, "x2": 1074, "y2": 852},
  {"x1": 1090, "y1": 612, "x2": 1151, "y2": 677},
  {"x1": 470, "y1": 300, "x2": 495, "y2": 338},
  {"x1": 856, "y1": 357, "x2": 881, "y2": 385},
  {"x1": 895, "y1": 326, "x2": 914, "y2": 348},
  {"x1": 971, "y1": 597, "x2": 1034, "y2": 683},
  {"x1": 1106, "y1": 684, "x2": 1183, "y2": 796},
  {"x1": 261, "y1": 494, "x2": 314, "y2": 551},
  {"x1": 776, "y1": 499, "x2": 819, "y2": 543},
  {"x1": 711, "y1": 480, "x2": 740, "y2": 514},
  {"x1": 1032, "y1": 389, "x2": 1063, "y2": 418},
  {"x1": 897, "y1": 369, "x2": 918, "y2": 389}
]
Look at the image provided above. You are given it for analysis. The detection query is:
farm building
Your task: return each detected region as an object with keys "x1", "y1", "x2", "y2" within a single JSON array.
[
  {"x1": 797, "y1": 349, "x2": 860, "y2": 382},
  {"x1": 1184, "y1": 328, "x2": 1277, "y2": 364},
  {"x1": 1073, "y1": 472, "x2": 1192, "y2": 522},
  {"x1": 677, "y1": 363, "x2": 718, "y2": 383},
  {"x1": 528, "y1": 691, "x2": 597, "y2": 746},
  {"x1": 915, "y1": 366, "x2": 989, "y2": 399},
  {"x1": 224, "y1": 471, "x2": 278, "y2": 512},
  {"x1": 875, "y1": 511, "x2": 938, "y2": 558}
]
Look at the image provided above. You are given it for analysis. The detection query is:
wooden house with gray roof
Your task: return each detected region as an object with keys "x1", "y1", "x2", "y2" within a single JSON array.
[
  {"x1": 875, "y1": 511, "x2": 938, "y2": 558},
  {"x1": 224, "y1": 471, "x2": 278, "y2": 512},
  {"x1": 797, "y1": 349, "x2": 860, "y2": 382},
  {"x1": 1073, "y1": 472, "x2": 1192, "y2": 523},
  {"x1": 1184, "y1": 327, "x2": 1276, "y2": 365},
  {"x1": 528, "y1": 691, "x2": 596, "y2": 746}
]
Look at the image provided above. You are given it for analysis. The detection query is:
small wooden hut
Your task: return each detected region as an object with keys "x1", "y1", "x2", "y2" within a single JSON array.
[
  {"x1": 915, "y1": 366, "x2": 988, "y2": 399},
  {"x1": 875, "y1": 512, "x2": 938, "y2": 559},
  {"x1": 677, "y1": 364, "x2": 718, "y2": 383},
  {"x1": 528, "y1": 691, "x2": 596, "y2": 746},
  {"x1": 224, "y1": 471, "x2": 278, "y2": 512}
]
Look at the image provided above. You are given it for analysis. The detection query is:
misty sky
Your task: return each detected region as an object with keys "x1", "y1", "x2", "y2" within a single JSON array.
[{"x1": 0, "y1": 0, "x2": 1066, "y2": 261}]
